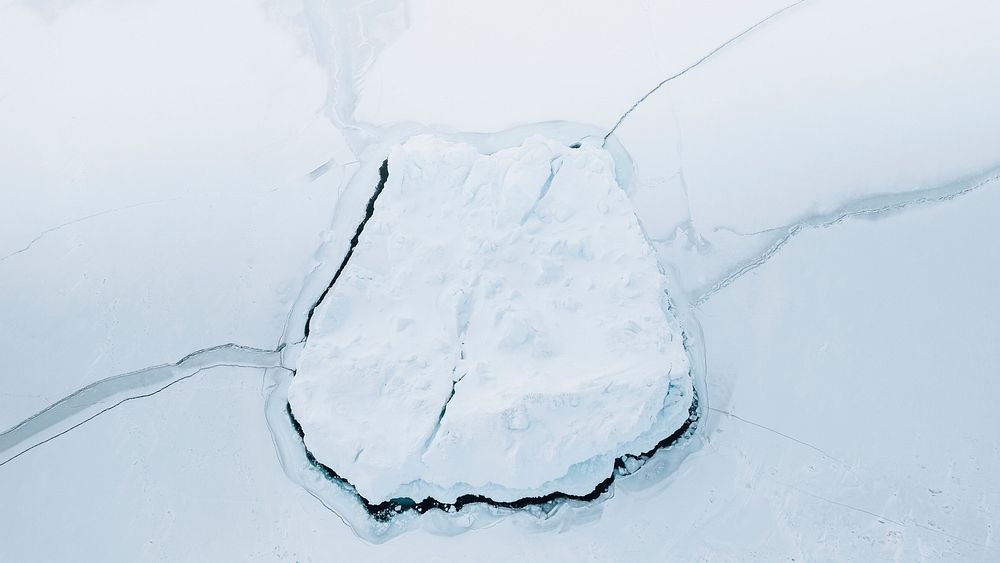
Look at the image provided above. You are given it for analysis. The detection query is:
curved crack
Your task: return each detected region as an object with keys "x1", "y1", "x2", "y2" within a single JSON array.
[
  {"x1": 0, "y1": 343, "x2": 285, "y2": 466},
  {"x1": 303, "y1": 159, "x2": 390, "y2": 338},
  {"x1": 420, "y1": 371, "x2": 468, "y2": 454},
  {"x1": 0, "y1": 198, "x2": 180, "y2": 263},
  {"x1": 707, "y1": 406, "x2": 842, "y2": 463},
  {"x1": 286, "y1": 390, "x2": 699, "y2": 522},
  {"x1": 603, "y1": 0, "x2": 810, "y2": 143},
  {"x1": 0, "y1": 363, "x2": 274, "y2": 468},
  {"x1": 693, "y1": 168, "x2": 1000, "y2": 305}
]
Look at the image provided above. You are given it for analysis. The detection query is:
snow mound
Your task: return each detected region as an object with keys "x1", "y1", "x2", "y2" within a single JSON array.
[{"x1": 288, "y1": 135, "x2": 693, "y2": 505}]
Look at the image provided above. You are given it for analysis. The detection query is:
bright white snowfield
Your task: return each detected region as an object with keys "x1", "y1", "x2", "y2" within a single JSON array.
[{"x1": 289, "y1": 136, "x2": 693, "y2": 504}]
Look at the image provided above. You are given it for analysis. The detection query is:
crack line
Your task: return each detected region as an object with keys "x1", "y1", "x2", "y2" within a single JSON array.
[
  {"x1": 0, "y1": 364, "x2": 261, "y2": 468},
  {"x1": 420, "y1": 372, "x2": 468, "y2": 454},
  {"x1": 303, "y1": 159, "x2": 390, "y2": 338},
  {"x1": 780, "y1": 481, "x2": 991, "y2": 548},
  {"x1": 0, "y1": 198, "x2": 180, "y2": 263},
  {"x1": 694, "y1": 169, "x2": 1000, "y2": 306},
  {"x1": 4, "y1": 343, "x2": 281, "y2": 434},
  {"x1": 521, "y1": 156, "x2": 561, "y2": 223},
  {"x1": 0, "y1": 342, "x2": 284, "y2": 467},
  {"x1": 708, "y1": 407, "x2": 841, "y2": 463},
  {"x1": 603, "y1": 0, "x2": 810, "y2": 143}
]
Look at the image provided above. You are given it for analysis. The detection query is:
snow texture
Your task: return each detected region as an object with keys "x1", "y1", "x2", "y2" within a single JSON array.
[{"x1": 289, "y1": 135, "x2": 693, "y2": 504}]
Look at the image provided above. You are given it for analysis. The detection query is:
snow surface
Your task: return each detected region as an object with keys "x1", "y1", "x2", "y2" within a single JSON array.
[
  {"x1": 289, "y1": 135, "x2": 692, "y2": 504},
  {"x1": 3, "y1": 0, "x2": 1000, "y2": 559}
]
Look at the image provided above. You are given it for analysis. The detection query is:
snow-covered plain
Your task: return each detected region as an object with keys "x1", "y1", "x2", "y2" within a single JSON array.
[{"x1": 2, "y1": 0, "x2": 1000, "y2": 560}]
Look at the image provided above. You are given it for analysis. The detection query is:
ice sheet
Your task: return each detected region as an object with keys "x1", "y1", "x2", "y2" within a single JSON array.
[
  {"x1": 3, "y1": 0, "x2": 1000, "y2": 559},
  {"x1": 290, "y1": 136, "x2": 693, "y2": 504}
]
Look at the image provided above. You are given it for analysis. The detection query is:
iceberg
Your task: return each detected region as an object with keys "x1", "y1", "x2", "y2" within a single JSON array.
[{"x1": 288, "y1": 135, "x2": 694, "y2": 505}]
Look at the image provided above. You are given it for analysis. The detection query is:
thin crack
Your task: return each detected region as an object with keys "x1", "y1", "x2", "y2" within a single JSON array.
[
  {"x1": 0, "y1": 342, "x2": 284, "y2": 467},
  {"x1": 694, "y1": 169, "x2": 1000, "y2": 306},
  {"x1": 521, "y1": 157, "x2": 561, "y2": 222},
  {"x1": 536, "y1": 159, "x2": 558, "y2": 202},
  {"x1": 420, "y1": 372, "x2": 468, "y2": 454},
  {"x1": 716, "y1": 406, "x2": 991, "y2": 547},
  {"x1": 0, "y1": 364, "x2": 257, "y2": 468},
  {"x1": 709, "y1": 407, "x2": 842, "y2": 463},
  {"x1": 303, "y1": 159, "x2": 390, "y2": 338},
  {"x1": 603, "y1": 0, "x2": 810, "y2": 143},
  {"x1": 781, "y1": 482, "x2": 991, "y2": 548},
  {"x1": 694, "y1": 224, "x2": 798, "y2": 306},
  {"x1": 0, "y1": 198, "x2": 180, "y2": 263},
  {"x1": 783, "y1": 481, "x2": 907, "y2": 526}
]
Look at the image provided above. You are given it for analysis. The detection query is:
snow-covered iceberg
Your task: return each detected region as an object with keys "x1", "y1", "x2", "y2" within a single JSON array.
[{"x1": 288, "y1": 135, "x2": 693, "y2": 505}]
